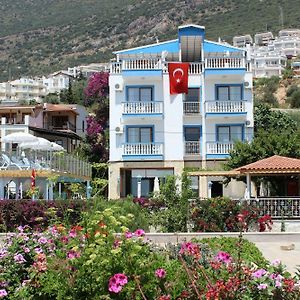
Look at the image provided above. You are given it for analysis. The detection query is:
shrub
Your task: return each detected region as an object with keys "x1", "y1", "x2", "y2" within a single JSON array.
[
  {"x1": 190, "y1": 197, "x2": 272, "y2": 232},
  {"x1": 198, "y1": 237, "x2": 267, "y2": 267}
]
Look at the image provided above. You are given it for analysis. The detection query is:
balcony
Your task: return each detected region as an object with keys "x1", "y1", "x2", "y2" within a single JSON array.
[
  {"x1": 47, "y1": 121, "x2": 76, "y2": 132},
  {"x1": 185, "y1": 141, "x2": 201, "y2": 155},
  {"x1": 205, "y1": 57, "x2": 245, "y2": 69},
  {"x1": 205, "y1": 101, "x2": 246, "y2": 114},
  {"x1": 122, "y1": 143, "x2": 163, "y2": 157},
  {"x1": 122, "y1": 101, "x2": 163, "y2": 115},
  {"x1": 206, "y1": 142, "x2": 234, "y2": 155},
  {"x1": 183, "y1": 102, "x2": 201, "y2": 115}
]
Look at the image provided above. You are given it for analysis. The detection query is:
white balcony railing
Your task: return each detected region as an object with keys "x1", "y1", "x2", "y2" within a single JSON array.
[
  {"x1": 163, "y1": 62, "x2": 203, "y2": 74},
  {"x1": 122, "y1": 143, "x2": 163, "y2": 156},
  {"x1": 110, "y1": 62, "x2": 122, "y2": 74},
  {"x1": 122, "y1": 102, "x2": 163, "y2": 114},
  {"x1": 205, "y1": 57, "x2": 245, "y2": 69},
  {"x1": 123, "y1": 59, "x2": 162, "y2": 70},
  {"x1": 205, "y1": 101, "x2": 246, "y2": 113},
  {"x1": 206, "y1": 142, "x2": 234, "y2": 155},
  {"x1": 185, "y1": 141, "x2": 201, "y2": 155},
  {"x1": 183, "y1": 102, "x2": 201, "y2": 114}
]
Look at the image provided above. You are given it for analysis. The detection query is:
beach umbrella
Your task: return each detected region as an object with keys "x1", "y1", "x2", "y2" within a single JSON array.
[
  {"x1": 50, "y1": 142, "x2": 65, "y2": 151},
  {"x1": 19, "y1": 137, "x2": 51, "y2": 151},
  {"x1": 1, "y1": 132, "x2": 38, "y2": 144}
]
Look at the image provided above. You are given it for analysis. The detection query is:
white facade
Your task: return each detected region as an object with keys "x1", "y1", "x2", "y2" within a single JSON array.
[
  {"x1": 42, "y1": 71, "x2": 73, "y2": 94},
  {"x1": 109, "y1": 25, "x2": 254, "y2": 199},
  {"x1": 0, "y1": 78, "x2": 46, "y2": 103},
  {"x1": 68, "y1": 63, "x2": 109, "y2": 78},
  {"x1": 233, "y1": 35, "x2": 253, "y2": 48}
]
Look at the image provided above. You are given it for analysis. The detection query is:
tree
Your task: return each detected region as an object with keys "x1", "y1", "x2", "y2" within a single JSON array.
[{"x1": 286, "y1": 85, "x2": 300, "y2": 108}]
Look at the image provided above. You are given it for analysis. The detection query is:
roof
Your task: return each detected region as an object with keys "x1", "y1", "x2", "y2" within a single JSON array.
[
  {"x1": 236, "y1": 155, "x2": 300, "y2": 174},
  {"x1": 43, "y1": 103, "x2": 78, "y2": 115}
]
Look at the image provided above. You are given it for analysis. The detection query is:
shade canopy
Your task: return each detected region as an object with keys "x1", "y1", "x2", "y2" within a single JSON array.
[
  {"x1": 1, "y1": 132, "x2": 38, "y2": 144},
  {"x1": 50, "y1": 142, "x2": 65, "y2": 151},
  {"x1": 19, "y1": 137, "x2": 52, "y2": 151}
]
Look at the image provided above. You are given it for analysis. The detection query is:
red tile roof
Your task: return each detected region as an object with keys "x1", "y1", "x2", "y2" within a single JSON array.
[
  {"x1": 43, "y1": 103, "x2": 78, "y2": 114},
  {"x1": 236, "y1": 155, "x2": 300, "y2": 173}
]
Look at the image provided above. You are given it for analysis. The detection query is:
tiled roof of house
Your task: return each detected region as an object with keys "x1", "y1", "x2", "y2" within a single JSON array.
[
  {"x1": 236, "y1": 155, "x2": 300, "y2": 173},
  {"x1": 43, "y1": 103, "x2": 78, "y2": 114}
]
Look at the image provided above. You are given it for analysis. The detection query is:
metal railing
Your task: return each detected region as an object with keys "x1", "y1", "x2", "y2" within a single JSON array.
[
  {"x1": 183, "y1": 102, "x2": 201, "y2": 114},
  {"x1": 122, "y1": 143, "x2": 163, "y2": 156},
  {"x1": 0, "y1": 151, "x2": 92, "y2": 178},
  {"x1": 122, "y1": 101, "x2": 163, "y2": 114},
  {"x1": 206, "y1": 142, "x2": 234, "y2": 155},
  {"x1": 185, "y1": 141, "x2": 201, "y2": 155},
  {"x1": 46, "y1": 121, "x2": 76, "y2": 132},
  {"x1": 249, "y1": 197, "x2": 300, "y2": 219},
  {"x1": 205, "y1": 57, "x2": 245, "y2": 69},
  {"x1": 205, "y1": 101, "x2": 246, "y2": 113}
]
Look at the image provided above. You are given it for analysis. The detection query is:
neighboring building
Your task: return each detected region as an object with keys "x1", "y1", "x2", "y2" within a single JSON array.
[
  {"x1": 42, "y1": 71, "x2": 74, "y2": 94},
  {"x1": 109, "y1": 24, "x2": 253, "y2": 199},
  {"x1": 291, "y1": 61, "x2": 300, "y2": 77},
  {"x1": 67, "y1": 63, "x2": 109, "y2": 78},
  {"x1": 0, "y1": 78, "x2": 46, "y2": 103},
  {"x1": 0, "y1": 103, "x2": 88, "y2": 152},
  {"x1": 251, "y1": 46, "x2": 287, "y2": 78},
  {"x1": 233, "y1": 35, "x2": 253, "y2": 48},
  {"x1": 254, "y1": 32, "x2": 274, "y2": 46},
  {"x1": 279, "y1": 29, "x2": 300, "y2": 38},
  {"x1": 273, "y1": 35, "x2": 300, "y2": 58}
]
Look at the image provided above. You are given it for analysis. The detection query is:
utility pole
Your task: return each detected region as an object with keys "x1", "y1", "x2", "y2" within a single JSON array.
[{"x1": 279, "y1": 5, "x2": 284, "y2": 29}]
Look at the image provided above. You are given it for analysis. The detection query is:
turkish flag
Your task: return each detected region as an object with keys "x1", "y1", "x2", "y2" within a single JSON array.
[
  {"x1": 31, "y1": 169, "x2": 36, "y2": 189},
  {"x1": 168, "y1": 62, "x2": 189, "y2": 94}
]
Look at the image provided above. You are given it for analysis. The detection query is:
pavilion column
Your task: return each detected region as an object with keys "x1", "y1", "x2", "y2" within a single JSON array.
[
  {"x1": 246, "y1": 173, "x2": 251, "y2": 199},
  {"x1": 86, "y1": 181, "x2": 92, "y2": 199},
  {"x1": 48, "y1": 183, "x2": 54, "y2": 200},
  {"x1": 58, "y1": 182, "x2": 62, "y2": 198}
]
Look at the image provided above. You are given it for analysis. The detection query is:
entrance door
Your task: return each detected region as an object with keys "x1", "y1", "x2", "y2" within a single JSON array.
[{"x1": 211, "y1": 181, "x2": 223, "y2": 198}]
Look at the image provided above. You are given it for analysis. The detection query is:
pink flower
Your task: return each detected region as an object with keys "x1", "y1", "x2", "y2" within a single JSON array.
[
  {"x1": 134, "y1": 229, "x2": 145, "y2": 237},
  {"x1": 216, "y1": 251, "x2": 232, "y2": 264},
  {"x1": 108, "y1": 273, "x2": 128, "y2": 294},
  {"x1": 38, "y1": 237, "x2": 48, "y2": 244},
  {"x1": 68, "y1": 229, "x2": 77, "y2": 238},
  {"x1": 179, "y1": 242, "x2": 200, "y2": 257},
  {"x1": 257, "y1": 283, "x2": 268, "y2": 290},
  {"x1": 271, "y1": 259, "x2": 281, "y2": 267},
  {"x1": 155, "y1": 268, "x2": 166, "y2": 279},
  {"x1": 14, "y1": 253, "x2": 26, "y2": 264},
  {"x1": 252, "y1": 269, "x2": 267, "y2": 278},
  {"x1": 0, "y1": 289, "x2": 7, "y2": 298},
  {"x1": 67, "y1": 250, "x2": 81, "y2": 260},
  {"x1": 125, "y1": 231, "x2": 133, "y2": 239}
]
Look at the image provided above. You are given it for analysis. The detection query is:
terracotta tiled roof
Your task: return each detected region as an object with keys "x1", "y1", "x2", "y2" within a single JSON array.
[
  {"x1": 43, "y1": 103, "x2": 78, "y2": 114},
  {"x1": 236, "y1": 155, "x2": 300, "y2": 173}
]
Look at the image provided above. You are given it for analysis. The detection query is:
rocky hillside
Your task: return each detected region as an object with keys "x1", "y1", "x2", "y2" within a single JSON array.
[{"x1": 0, "y1": 0, "x2": 300, "y2": 81}]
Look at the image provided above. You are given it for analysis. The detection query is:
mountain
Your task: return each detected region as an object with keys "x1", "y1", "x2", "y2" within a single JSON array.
[{"x1": 0, "y1": 0, "x2": 300, "y2": 81}]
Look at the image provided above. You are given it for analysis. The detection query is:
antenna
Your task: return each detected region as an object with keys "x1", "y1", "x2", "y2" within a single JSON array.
[{"x1": 155, "y1": 36, "x2": 159, "y2": 44}]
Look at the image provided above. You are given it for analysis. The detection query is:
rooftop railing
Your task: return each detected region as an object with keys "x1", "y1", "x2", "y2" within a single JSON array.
[{"x1": 205, "y1": 101, "x2": 246, "y2": 113}]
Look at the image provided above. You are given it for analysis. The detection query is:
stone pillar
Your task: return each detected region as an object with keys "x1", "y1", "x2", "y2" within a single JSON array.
[
  {"x1": 208, "y1": 181, "x2": 213, "y2": 199},
  {"x1": 58, "y1": 182, "x2": 62, "y2": 198},
  {"x1": 86, "y1": 181, "x2": 92, "y2": 199},
  {"x1": 48, "y1": 183, "x2": 54, "y2": 200}
]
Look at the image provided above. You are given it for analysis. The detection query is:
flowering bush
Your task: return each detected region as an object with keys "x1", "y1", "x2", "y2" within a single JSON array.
[
  {"x1": 0, "y1": 208, "x2": 299, "y2": 299},
  {"x1": 190, "y1": 197, "x2": 272, "y2": 232}
]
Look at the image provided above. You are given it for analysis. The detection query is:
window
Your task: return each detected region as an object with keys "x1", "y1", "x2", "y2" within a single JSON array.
[
  {"x1": 216, "y1": 85, "x2": 242, "y2": 101},
  {"x1": 217, "y1": 125, "x2": 243, "y2": 142},
  {"x1": 127, "y1": 127, "x2": 153, "y2": 143},
  {"x1": 184, "y1": 127, "x2": 201, "y2": 141},
  {"x1": 185, "y1": 88, "x2": 200, "y2": 102},
  {"x1": 127, "y1": 87, "x2": 153, "y2": 102}
]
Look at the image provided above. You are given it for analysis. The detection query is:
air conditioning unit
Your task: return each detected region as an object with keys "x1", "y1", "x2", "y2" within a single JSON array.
[
  {"x1": 115, "y1": 82, "x2": 123, "y2": 92},
  {"x1": 244, "y1": 81, "x2": 252, "y2": 88},
  {"x1": 115, "y1": 126, "x2": 123, "y2": 134},
  {"x1": 245, "y1": 120, "x2": 253, "y2": 127}
]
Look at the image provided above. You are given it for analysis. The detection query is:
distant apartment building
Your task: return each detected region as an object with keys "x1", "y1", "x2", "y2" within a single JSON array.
[
  {"x1": 0, "y1": 78, "x2": 46, "y2": 103},
  {"x1": 233, "y1": 35, "x2": 253, "y2": 48},
  {"x1": 68, "y1": 63, "x2": 109, "y2": 78},
  {"x1": 254, "y1": 32, "x2": 274, "y2": 46},
  {"x1": 291, "y1": 61, "x2": 300, "y2": 77},
  {"x1": 279, "y1": 29, "x2": 300, "y2": 38},
  {"x1": 42, "y1": 71, "x2": 73, "y2": 94},
  {"x1": 109, "y1": 24, "x2": 253, "y2": 199},
  {"x1": 0, "y1": 103, "x2": 88, "y2": 152}
]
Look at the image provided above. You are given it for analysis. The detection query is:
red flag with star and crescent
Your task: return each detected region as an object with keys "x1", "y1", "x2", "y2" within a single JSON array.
[{"x1": 168, "y1": 62, "x2": 189, "y2": 95}]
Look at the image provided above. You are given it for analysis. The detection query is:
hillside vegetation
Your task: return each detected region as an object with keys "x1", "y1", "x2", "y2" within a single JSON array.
[{"x1": 1, "y1": 0, "x2": 300, "y2": 81}]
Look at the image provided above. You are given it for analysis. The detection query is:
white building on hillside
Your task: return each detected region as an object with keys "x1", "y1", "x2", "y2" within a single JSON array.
[
  {"x1": 109, "y1": 24, "x2": 253, "y2": 199},
  {"x1": 42, "y1": 71, "x2": 74, "y2": 94},
  {"x1": 233, "y1": 35, "x2": 253, "y2": 48}
]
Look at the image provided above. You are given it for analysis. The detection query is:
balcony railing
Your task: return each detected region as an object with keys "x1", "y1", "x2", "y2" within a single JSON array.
[
  {"x1": 122, "y1": 102, "x2": 163, "y2": 115},
  {"x1": 249, "y1": 198, "x2": 300, "y2": 219},
  {"x1": 185, "y1": 141, "x2": 201, "y2": 155},
  {"x1": 205, "y1": 57, "x2": 245, "y2": 69},
  {"x1": 206, "y1": 142, "x2": 234, "y2": 155},
  {"x1": 122, "y1": 143, "x2": 163, "y2": 156},
  {"x1": 205, "y1": 101, "x2": 246, "y2": 113},
  {"x1": 183, "y1": 102, "x2": 201, "y2": 114},
  {"x1": 47, "y1": 121, "x2": 76, "y2": 132}
]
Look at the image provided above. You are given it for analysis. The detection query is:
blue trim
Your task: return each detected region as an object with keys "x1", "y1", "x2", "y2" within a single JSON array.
[
  {"x1": 125, "y1": 125, "x2": 155, "y2": 143},
  {"x1": 206, "y1": 154, "x2": 230, "y2": 159},
  {"x1": 122, "y1": 155, "x2": 163, "y2": 160},
  {"x1": 122, "y1": 70, "x2": 162, "y2": 77},
  {"x1": 205, "y1": 69, "x2": 246, "y2": 75},
  {"x1": 215, "y1": 123, "x2": 245, "y2": 142},
  {"x1": 179, "y1": 26, "x2": 205, "y2": 40},
  {"x1": 215, "y1": 84, "x2": 244, "y2": 101},
  {"x1": 125, "y1": 85, "x2": 155, "y2": 102},
  {"x1": 204, "y1": 40, "x2": 244, "y2": 53}
]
